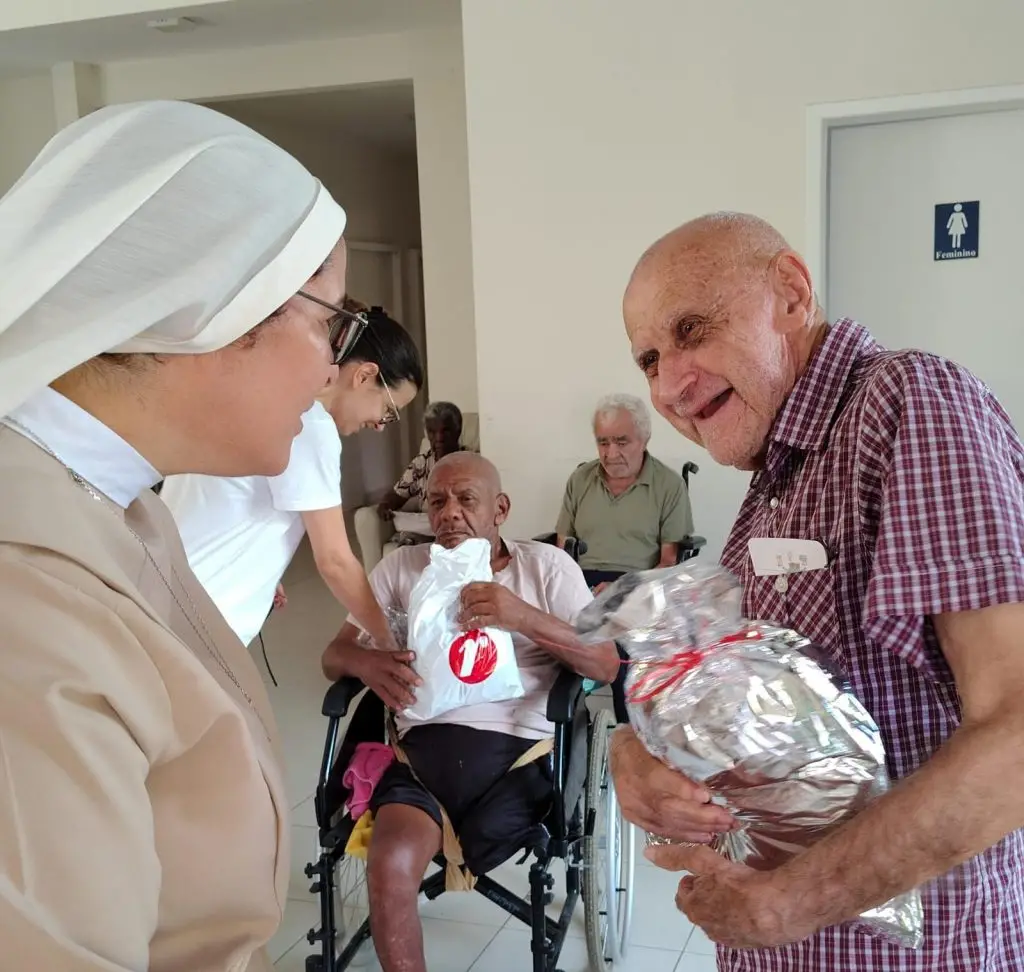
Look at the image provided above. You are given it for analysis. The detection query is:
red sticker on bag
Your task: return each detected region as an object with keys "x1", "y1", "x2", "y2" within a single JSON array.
[{"x1": 449, "y1": 630, "x2": 498, "y2": 684}]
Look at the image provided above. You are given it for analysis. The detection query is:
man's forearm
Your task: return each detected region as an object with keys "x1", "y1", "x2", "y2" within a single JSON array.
[
  {"x1": 518, "y1": 607, "x2": 619, "y2": 682},
  {"x1": 772, "y1": 710, "x2": 1024, "y2": 931},
  {"x1": 322, "y1": 636, "x2": 362, "y2": 681},
  {"x1": 380, "y1": 490, "x2": 405, "y2": 512}
]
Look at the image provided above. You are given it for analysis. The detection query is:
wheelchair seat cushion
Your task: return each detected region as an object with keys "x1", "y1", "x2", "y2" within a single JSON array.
[{"x1": 369, "y1": 723, "x2": 553, "y2": 876}]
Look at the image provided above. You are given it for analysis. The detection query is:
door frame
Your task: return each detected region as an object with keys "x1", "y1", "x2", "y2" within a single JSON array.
[
  {"x1": 805, "y1": 83, "x2": 1024, "y2": 310},
  {"x1": 347, "y1": 240, "x2": 405, "y2": 324}
]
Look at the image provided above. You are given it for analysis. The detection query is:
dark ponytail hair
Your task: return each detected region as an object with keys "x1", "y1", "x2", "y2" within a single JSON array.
[{"x1": 346, "y1": 306, "x2": 424, "y2": 391}]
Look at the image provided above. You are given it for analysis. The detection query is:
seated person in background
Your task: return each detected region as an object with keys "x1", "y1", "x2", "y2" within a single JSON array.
[
  {"x1": 162, "y1": 306, "x2": 423, "y2": 653},
  {"x1": 557, "y1": 393, "x2": 693, "y2": 590},
  {"x1": 322, "y1": 452, "x2": 618, "y2": 972},
  {"x1": 376, "y1": 400, "x2": 464, "y2": 522}
]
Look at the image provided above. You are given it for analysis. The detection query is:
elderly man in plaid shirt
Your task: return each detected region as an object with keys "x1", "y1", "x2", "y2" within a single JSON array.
[{"x1": 611, "y1": 212, "x2": 1024, "y2": 971}]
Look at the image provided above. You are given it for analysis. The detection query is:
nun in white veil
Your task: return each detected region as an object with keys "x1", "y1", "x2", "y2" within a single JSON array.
[{"x1": 0, "y1": 101, "x2": 350, "y2": 971}]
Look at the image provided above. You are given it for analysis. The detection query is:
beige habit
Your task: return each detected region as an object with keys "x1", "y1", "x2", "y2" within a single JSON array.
[
  {"x1": 0, "y1": 429, "x2": 283, "y2": 971},
  {"x1": 0, "y1": 101, "x2": 347, "y2": 970}
]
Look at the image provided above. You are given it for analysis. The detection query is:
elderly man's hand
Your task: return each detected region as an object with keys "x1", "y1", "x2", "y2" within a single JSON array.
[
  {"x1": 646, "y1": 844, "x2": 810, "y2": 949},
  {"x1": 344, "y1": 643, "x2": 421, "y2": 711},
  {"x1": 609, "y1": 726, "x2": 736, "y2": 842},
  {"x1": 458, "y1": 582, "x2": 532, "y2": 633}
]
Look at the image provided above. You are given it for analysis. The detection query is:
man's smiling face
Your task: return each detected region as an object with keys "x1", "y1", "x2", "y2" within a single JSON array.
[{"x1": 623, "y1": 218, "x2": 815, "y2": 471}]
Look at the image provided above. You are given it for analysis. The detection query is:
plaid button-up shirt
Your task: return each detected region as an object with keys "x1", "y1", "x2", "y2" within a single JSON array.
[{"x1": 720, "y1": 321, "x2": 1024, "y2": 971}]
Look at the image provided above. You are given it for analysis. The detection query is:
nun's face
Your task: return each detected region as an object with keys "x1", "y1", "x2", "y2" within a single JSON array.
[{"x1": 172, "y1": 239, "x2": 347, "y2": 477}]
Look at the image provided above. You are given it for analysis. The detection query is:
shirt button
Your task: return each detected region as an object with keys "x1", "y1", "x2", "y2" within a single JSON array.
[{"x1": 769, "y1": 497, "x2": 780, "y2": 509}]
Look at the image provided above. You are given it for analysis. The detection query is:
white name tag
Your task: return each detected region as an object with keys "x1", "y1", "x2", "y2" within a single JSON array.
[{"x1": 747, "y1": 538, "x2": 829, "y2": 577}]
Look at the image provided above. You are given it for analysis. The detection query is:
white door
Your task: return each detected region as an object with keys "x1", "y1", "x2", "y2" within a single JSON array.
[{"x1": 828, "y1": 108, "x2": 1024, "y2": 428}]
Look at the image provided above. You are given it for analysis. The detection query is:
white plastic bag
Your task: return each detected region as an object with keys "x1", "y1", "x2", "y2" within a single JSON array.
[{"x1": 404, "y1": 538, "x2": 524, "y2": 723}]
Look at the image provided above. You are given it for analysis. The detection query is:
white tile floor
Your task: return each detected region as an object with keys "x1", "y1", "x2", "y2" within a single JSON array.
[{"x1": 255, "y1": 542, "x2": 716, "y2": 971}]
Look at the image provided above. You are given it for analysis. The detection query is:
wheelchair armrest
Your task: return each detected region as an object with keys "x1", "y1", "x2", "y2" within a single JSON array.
[
  {"x1": 546, "y1": 667, "x2": 586, "y2": 724},
  {"x1": 322, "y1": 677, "x2": 365, "y2": 718},
  {"x1": 677, "y1": 535, "x2": 707, "y2": 563},
  {"x1": 533, "y1": 533, "x2": 589, "y2": 564}
]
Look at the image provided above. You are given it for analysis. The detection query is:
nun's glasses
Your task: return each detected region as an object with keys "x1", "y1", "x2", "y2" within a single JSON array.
[{"x1": 296, "y1": 290, "x2": 369, "y2": 365}]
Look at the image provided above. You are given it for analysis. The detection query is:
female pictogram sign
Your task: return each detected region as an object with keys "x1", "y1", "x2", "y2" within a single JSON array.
[{"x1": 449, "y1": 630, "x2": 498, "y2": 684}]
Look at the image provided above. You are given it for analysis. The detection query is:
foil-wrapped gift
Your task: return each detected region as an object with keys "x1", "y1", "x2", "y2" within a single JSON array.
[
  {"x1": 357, "y1": 606, "x2": 408, "y2": 650},
  {"x1": 575, "y1": 562, "x2": 923, "y2": 949}
]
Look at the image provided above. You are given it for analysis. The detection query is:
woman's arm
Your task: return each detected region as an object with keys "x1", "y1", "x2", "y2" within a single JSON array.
[{"x1": 302, "y1": 506, "x2": 400, "y2": 652}]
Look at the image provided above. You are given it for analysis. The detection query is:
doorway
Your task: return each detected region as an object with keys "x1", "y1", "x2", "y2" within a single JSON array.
[
  {"x1": 344, "y1": 241, "x2": 427, "y2": 509},
  {"x1": 205, "y1": 82, "x2": 428, "y2": 510},
  {"x1": 813, "y1": 88, "x2": 1024, "y2": 428}
]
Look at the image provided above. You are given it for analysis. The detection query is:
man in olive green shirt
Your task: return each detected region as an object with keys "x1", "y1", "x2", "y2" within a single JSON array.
[{"x1": 556, "y1": 394, "x2": 694, "y2": 589}]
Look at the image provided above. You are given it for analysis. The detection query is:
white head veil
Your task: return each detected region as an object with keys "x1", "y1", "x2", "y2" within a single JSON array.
[{"x1": 0, "y1": 100, "x2": 347, "y2": 416}]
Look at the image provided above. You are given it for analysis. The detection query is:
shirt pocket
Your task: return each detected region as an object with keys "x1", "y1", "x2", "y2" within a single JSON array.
[{"x1": 773, "y1": 565, "x2": 846, "y2": 673}]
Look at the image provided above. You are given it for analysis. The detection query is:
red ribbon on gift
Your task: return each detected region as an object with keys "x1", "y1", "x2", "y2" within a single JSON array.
[
  {"x1": 626, "y1": 649, "x2": 705, "y2": 704},
  {"x1": 624, "y1": 627, "x2": 765, "y2": 705}
]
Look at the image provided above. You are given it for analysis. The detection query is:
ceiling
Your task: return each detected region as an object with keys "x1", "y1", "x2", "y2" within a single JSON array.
[
  {"x1": 210, "y1": 82, "x2": 417, "y2": 152},
  {"x1": 0, "y1": 0, "x2": 460, "y2": 77}
]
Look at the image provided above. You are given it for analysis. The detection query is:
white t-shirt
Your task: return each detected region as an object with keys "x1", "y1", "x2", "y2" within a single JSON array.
[
  {"x1": 161, "y1": 402, "x2": 342, "y2": 646},
  {"x1": 364, "y1": 540, "x2": 594, "y2": 740}
]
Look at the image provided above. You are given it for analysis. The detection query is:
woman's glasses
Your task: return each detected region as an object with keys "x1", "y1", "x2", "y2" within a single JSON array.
[
  {"x1": 380, "y1": 380, "x2": 400, "y2": 426},
  {"x1": 297, "y1": 290, "x2": 400, "y2": 427},
  {"x1": 296, "y1": 290, "x2": 368, "y2": 365}
]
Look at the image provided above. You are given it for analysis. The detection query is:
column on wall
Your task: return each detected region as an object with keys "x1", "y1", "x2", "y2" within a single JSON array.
[{"x1": 51, "y1": 62, "x2": 103, "y2": 129}]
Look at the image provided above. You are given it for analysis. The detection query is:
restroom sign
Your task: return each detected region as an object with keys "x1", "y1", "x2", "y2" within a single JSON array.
[{"x1": 934, "y1": 201, "x2": 979, "y2": 261}]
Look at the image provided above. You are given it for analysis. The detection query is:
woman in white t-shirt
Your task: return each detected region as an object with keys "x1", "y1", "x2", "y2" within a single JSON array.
[{"x1": 161, "y1": 305, "x2": 423, "y2": 653}]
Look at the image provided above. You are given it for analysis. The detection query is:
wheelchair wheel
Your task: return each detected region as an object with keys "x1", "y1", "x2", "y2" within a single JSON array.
[
  {"x1": 583, "y1": 708, "x2": 635, "y2": 968},
  {"x1": 332, "y1": 851, "x2": 374, "y2": 967}
]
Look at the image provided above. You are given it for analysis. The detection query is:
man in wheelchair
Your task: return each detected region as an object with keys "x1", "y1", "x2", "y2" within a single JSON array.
[{"x1": 321, "y1": 452, "x2": 619, "y2": 972}]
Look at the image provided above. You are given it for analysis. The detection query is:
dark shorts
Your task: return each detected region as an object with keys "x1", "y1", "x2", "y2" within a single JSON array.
[
  {"x1": 369, "y1": 723, "x2": 553, "y2": 875},
  {"x1": 581, "y1": 568, "x2": 626, "y2": 589}
]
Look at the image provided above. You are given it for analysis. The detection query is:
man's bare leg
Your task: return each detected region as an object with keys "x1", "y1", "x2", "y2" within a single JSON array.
[{"x1": 367, "y1": 803, "x2": 442, "y2": 972}]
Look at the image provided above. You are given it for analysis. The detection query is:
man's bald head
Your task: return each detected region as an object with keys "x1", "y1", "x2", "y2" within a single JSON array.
[
  {"x1": 426, "y1": 452, "x2": 510, "y2": 549},
  {"x1": 628, "y1": 212, "x2": 795, "y2": 308},
  {"x1": 623, "y1": 212, "x2": 825, "y2": 471},
  {"x1": 429, "y1": 451, "x2": 502, "y2": 494}
]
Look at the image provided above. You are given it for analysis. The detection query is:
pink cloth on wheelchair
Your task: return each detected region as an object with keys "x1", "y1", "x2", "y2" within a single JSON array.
[{"x1": 343, "y1": 742, "x2": 395, "y2": 819}]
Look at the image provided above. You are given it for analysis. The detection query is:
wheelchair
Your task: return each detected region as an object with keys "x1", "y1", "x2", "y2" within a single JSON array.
[
  {"x1": 539, "y1": 466, "x2": 708, "y2": 725},
  {"x1": 539, "y1": 460, "x2": 708, "y2": 570},
  {"x1": 300, "y1": 565, "x2": 635, "y2": 971}
]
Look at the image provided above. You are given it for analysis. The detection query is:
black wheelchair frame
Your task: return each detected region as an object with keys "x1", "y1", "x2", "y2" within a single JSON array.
[{"x1": 303, "y1": 668, "x2": 592, "y2": 972}]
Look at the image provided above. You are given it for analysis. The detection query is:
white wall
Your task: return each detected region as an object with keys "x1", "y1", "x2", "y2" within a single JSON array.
[
  {"x1": 0, "y1": 26, "x2": 477, "y2": 413},
  {"x1": 0, "y1": 73, "x2": 57, "y2": 194},
  {"x1": 460, "y1": 0, "x2": 1024, "y2": 559},
  {"x1": 210, "y1": 106, "x2": 422, "y2": 248},
  {"x1": 0, "y1": 0, "x2": 233, "y2": 31},
  {"x1": 102, "y1": 26, "x2": 478, "y2": 411},
  {"x1": 210, "y1": 104, "x2": 427, "y2": 511},
  {"x1": 411, "y1": 38, "x2": 476, "y2": 412}
]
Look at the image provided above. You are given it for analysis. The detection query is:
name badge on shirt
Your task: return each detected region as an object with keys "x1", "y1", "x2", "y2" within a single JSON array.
[{"x1": 747, "y1": 538, "x2": 829, "y2": 578}]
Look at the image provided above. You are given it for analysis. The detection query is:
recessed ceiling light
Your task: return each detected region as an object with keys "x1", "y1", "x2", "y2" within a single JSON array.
[{"x1": 146, "y1": 16, "x2": 200, "y2": 33}]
